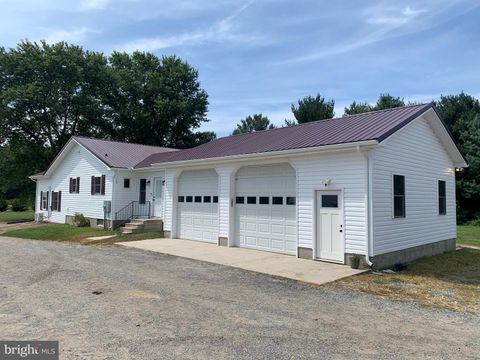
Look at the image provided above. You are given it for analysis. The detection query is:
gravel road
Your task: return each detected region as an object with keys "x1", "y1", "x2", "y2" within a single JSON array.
[{"x1": 0, "y1": 236, "x2": 478, "y2": 359}]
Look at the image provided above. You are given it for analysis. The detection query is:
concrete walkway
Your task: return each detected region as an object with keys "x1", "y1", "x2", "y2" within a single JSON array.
[{"x1": 118, "y1": 238, "x2": 366, "y2": 285}]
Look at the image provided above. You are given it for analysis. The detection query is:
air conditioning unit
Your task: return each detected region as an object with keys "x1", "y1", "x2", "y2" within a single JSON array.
[{"x1": 35, "y1": 213, "x2": 44, "y2": 223}]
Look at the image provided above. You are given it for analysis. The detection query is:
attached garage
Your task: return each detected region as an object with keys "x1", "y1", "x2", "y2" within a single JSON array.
[
  {"x1": 235, "y1": 164, "x2": 297, "y2": 255},
  {"x1": 177, "y1": 169, "x2": 219, "y2": 243}
]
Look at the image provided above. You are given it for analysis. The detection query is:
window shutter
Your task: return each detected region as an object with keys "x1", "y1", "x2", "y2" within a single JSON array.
[
  {"x1": 101, "y1": 175, "x2": 106, "y2": 195},
  {"x1": 40, "y1": 191, "x2": 43, "y2": 210},
  {"x1": 69, "y1": 178, "x2": 72, "y2": 193},
  {"x1": 77, "y1": 177, "x2": 80, "y2": 193},
  {"x1": 58, "y1": 191, "x2": 62, "y2": 212},
  {"x1": 91, "y1": 176, "x2": 95, "y2": 195},
  {"x1": 47, "y1": 191, "x2": 49, "y2": 210}
]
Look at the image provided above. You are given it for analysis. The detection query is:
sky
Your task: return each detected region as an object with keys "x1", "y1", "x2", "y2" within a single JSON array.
[{"x1": 1, "y1": 0, "x2": 480, "y2": 136}]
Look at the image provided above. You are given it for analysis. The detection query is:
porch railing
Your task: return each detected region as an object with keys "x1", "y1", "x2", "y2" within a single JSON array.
[{"x1": 114, "y1": 201, "x2": 151, "y2": 227}]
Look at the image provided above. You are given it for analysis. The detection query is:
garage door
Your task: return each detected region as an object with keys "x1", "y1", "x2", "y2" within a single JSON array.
[
  {"x1": 235, "y1": 164, "x2": 297, "y2": 255},
  {"x1": 177, "y1": 170, "x2": 219, "y2": 243}
]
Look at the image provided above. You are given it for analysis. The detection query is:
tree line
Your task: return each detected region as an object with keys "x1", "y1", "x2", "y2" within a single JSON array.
[{"x1": 0, "y1": 41, "x2": 479, "y2": 223}]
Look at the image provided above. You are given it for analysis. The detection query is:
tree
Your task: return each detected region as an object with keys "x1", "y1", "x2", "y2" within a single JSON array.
[
  {"x1": 291, "y1": 94, "x2": 335, "y2": 124},
  {"x1": 107, "y1": 52, "x2": 209, "y2": 148},
  {"x1": 343, "y1": 101, "x2": 373, "y2": 116},
  {"x1": 436, "y1": 93, "x2": 480, "y2": 222},
  {"x1": 283, "y1": 118, "x2": 297, "y2": 127},
  {"x1": 232, "y1": 114, "x2": 274, "y2": 135},
  {"x1": 375, "y1": 93, "x2": 405, "y2": 110}
]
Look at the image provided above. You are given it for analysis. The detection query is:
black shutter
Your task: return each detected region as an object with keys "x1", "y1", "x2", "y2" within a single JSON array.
[
  {"x1": 46, "y1": 191, "x2": 49, "y2": 210},
  {"x1": 101, "y1": 175, "x2": 106, "y2": 195},
  {"x1": 77, "y1": 177, "x2": 80, "y2": 193},
  {"x1": 58, "y1": 191, "x2": 61, "y2": 212},
  {"x1": 69, "y1": 178, "x2": 72, "y2": 193},
  {"x1": 91, "y1": 176, "x2": 95, "y2": 195},
  {"x1": 40, "y1": 191, "x2": 43, "y2": 210}
]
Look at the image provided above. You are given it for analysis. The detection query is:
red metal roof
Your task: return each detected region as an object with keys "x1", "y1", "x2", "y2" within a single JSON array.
[
  {"x1": 74, "y1": 136, "x2": 177, "y2": 169},
  {"x1": 135, "y1": 103, "x2": 434, "y2": 168}
]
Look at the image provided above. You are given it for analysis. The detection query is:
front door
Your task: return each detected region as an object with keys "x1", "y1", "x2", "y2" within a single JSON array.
[
  {"x1": 153, "y1": 177, "x2": 164, "y2": 218},
  {"x1": 315, "y1": 190, "x2": 344, "y2": 263}
]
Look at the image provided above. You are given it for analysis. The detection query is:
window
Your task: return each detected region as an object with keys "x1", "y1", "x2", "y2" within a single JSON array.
[
  {"x1": 51, "y1": 191, "x2": 62, "y2": 212},
  {"x1": 438, "y1": 180, "x2": 446, "y2": 215},
  {"x1": 247, "y1": 196, "x2": 256, "y2": 204},
  {"x1": 139, "y1": 179, "x2": 146, "y2": 204},
  {"x1": 178, "y1": 196, "x2": 185, "y2": 202},
  {"x1": 91, "y1": 175, "x2": 105, "y2": 195},
  {"x1": 393, "y1": 175, "x2": 406, "y2": 218},
  {"x1": 213, "y1": 196, "x2": 218, "y2": 203},
  {"x1": 69, "y1": 177, "x2": 80, "y2": 193},
  {"x1": 286, "y1": 197, "x2": 296, "y2": 205},
  {"x1": 186, "y1": 196, "x2": 193, "y2": 203},
  {"x1": 321, "y1": 195, "x2": 338, "y2": 208},
  {"x1": 272, "y1": 196, "x2": 283, "y2": 205},
  {"x1": 236, "y1": 196, "x2": 244, "y2": 204},
  {"x1": 203, "y1": 196, "x2": 211, "y2": 203},
  {"x1": 194, "y1": 196, "x2": 202, "y2": 203},
  {"x1": 40, "y1": 191, "x2": 48, "y2": 210},
  {"x1": 259, "y1": 196, "x2": 269, "y2": 205},
  {"x1": 124, "y1": 178, "x2": 130, "y2": 188}
]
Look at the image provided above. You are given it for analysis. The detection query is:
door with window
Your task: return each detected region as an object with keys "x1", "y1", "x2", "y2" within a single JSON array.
[
  {"x1": 315, "y1": 190, "x2": 344, "y2": 263},
  {"x1": 153, "y1": 177, "x2": 164, "y2": 218}
]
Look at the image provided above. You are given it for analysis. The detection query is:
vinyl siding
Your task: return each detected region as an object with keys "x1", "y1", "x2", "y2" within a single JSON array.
[
  {"x1": 35, "y1": 143, "x2": 112, "y2": 223},
  {"x1": 163, "y1": 170, "x2": 177, "y2": 233},
  {"x1": 216, "y1": 166, "x2": 236, "y2": 239},
  {"x1": 292, "y1": 151, "x2": 367, "y2": 254},
  {"x1": 371, "y1": 115, "x2": 457, "y2": 255}
]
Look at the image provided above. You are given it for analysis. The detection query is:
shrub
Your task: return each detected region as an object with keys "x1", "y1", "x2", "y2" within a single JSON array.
[
  {"x1": 0, "y1": 199, "x2": 7, "y2": 212},
  {"x1": 11, "y1": 199, "x2": 27, "y2": 212},
  {"x1": 73, "y1": 213, "x2": 90, "y2": 227},
  {"x1": 468, "y1": 218, "x2": 480, "y2": 226}
]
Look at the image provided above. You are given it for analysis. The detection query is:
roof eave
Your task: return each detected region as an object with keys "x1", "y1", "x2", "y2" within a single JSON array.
[{"x1": 146, "y1": 140, "x2": 379, "y2": 169}]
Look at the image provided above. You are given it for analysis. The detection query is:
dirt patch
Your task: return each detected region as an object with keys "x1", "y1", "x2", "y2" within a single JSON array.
[{"x1": 0, "y1": 221, "x2": 46, "y2": 234}]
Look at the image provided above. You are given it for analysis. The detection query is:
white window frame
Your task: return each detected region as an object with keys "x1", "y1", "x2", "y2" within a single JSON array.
[{"x1": 392, "y1": 174, "x2": 406, "y2": 219}]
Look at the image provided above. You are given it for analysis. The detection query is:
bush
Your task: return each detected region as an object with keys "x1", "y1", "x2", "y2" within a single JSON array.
[
  {"x1": 11, "y1": 199, "x2": 27, "y2": 212},
  {"x1": 0, "y1": 199, "x2": 8, "y2": 212},
  {"x1": 468, "y1": 219, "x2": 480, "y2": 226},
  {"x1": 73, "y1": 213, "x2": 90, "y2": 227}
]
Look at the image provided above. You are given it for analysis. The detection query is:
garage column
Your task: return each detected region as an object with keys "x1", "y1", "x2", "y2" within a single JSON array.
[
  {"x1": 215, "y1": 165, "x2": 238, "y2": 247},
  {"x1": 164, "y1": 169, "x2": 182, "y2": 239}
]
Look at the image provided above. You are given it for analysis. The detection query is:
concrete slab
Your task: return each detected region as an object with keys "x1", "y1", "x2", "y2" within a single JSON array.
[
  {"x1": 118, "y1": 238, "x2": 367, "y2": 285},
  {"x1": 86, "y1": 235, "x2": 117, "y2": 241}
]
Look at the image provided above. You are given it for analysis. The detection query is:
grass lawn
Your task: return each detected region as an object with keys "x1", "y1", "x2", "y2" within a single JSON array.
[
  {"x1": 330, "y1": 248, "x2": 480, "y2": 313},
  {"x1": 0, "y1": 210, "x2": 35, "y2": 223},
  {"x1": 2, "y1": 223, "x2": 163, "y2": 244},
  {"x1": 457, "y1": 225, "x2": 480, "y2": 247}
]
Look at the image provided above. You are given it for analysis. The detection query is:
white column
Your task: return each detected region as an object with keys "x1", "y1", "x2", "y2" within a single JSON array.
[
  {"x1": 164, "y1": 169, "x2": 182, "y2": 239},
  {"x1": 215, "y1": 165, "x2": 238, "y2": 247}
]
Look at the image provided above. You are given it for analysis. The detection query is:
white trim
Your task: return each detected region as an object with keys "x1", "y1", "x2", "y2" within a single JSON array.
[{"x1": 391, "y1": 173, "x2": 406, "y2": 220}]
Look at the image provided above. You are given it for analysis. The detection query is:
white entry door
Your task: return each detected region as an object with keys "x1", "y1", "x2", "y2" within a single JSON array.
[
  {"x1": 315, "y1": 190, "x2": 344, "y2": 263},
  {"x1": 153, "y1": 177, "x2": 164, "y2": 218}
]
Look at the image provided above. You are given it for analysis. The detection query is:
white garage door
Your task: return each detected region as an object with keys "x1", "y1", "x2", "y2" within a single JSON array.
[
  {"x1": 235, "y1": 164, "x2": 297, "y2": 255},
  {"x1": 177, "y1": 170, "x2": 219, "y2": 243}
]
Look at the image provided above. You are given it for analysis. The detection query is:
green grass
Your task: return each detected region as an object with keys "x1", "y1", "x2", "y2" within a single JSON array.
[
  {"x1": 0, "y1": 210, "x2": 35, "y2": 223},
  {"x1": 3, "y1": 223, "x2": 114, "y2": 241},
  {"x1": 457, "y1": 225, "x2": 480, "y2": 247}
]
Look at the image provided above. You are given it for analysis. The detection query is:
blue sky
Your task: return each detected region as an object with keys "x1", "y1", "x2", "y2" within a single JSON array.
[{"x1": 1, "y1": 0, "x2": 480, "y2": 136}]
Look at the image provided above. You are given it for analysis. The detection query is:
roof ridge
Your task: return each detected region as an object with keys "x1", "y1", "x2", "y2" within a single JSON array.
[
  {"x1": 212, "y1": 103, "x2": 432, "y2": 142},
  {"x1": 73, "y1": 136, "x2": 176, "y2": 150}
]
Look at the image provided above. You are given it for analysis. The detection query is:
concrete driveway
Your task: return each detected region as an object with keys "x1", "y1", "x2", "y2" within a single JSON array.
[
  {"x1": 118, "y1": 238, "x2": 365, "y2": 285},
  {"x1": 1, "y1": 237, "x2": 479, "y2": 359}
]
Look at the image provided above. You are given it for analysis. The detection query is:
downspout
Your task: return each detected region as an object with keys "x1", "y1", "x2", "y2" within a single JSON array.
[
  {"x1": 111, "y1": 171, "x2": 116, "y2": 230},
  {"x1": 358, "y1": 146, "x2": 373, "y2": 267}
]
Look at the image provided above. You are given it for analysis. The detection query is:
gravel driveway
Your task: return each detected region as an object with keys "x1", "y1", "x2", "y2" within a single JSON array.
[{"x1": 0, "y1": 237, "x2": 478, "y2": 359}]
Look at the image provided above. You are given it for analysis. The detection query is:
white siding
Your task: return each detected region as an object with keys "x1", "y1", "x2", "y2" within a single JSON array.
[
  {"x1": 35, "y1": 143, "x2": 113, "y2": 223},
  {"x1": 371, "y1": 116, "x2": 457, "y2": 255},
  {"x1": 292, "y1": 151, "x2": 367, "y2": 254},
  {"x1": 216, "y1": 166, "x2": 236, "y2": 240},
  {"x1": 163, "y1": 170, "x2": 178, "y2": 233}
]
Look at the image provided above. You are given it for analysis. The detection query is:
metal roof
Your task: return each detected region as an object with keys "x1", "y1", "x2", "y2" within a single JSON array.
[
  {"x1": 135, "y1": 103, "x2": 434, "y2": 168},
  {"x1": 74, "y1": 136, "x2": 177, "y2": 169}
]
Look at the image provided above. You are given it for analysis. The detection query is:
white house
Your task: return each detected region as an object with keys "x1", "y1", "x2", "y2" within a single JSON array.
[{"x1": 30, "y1": 104, "x2": 467, "y2": 268}]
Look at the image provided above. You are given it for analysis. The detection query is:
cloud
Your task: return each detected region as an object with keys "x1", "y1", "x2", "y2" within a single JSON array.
[
  {"x1": 118, "y1": 0, "x2": 263, "y2": 52},
  {"x1": 43, "y1": 26, "x2": 101, "y2": 43},
  {"x1": 79, "y1": 0, "x2": 110, "y2": 10}
]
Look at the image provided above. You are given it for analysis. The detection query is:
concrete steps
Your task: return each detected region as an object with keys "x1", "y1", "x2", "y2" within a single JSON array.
[{"x1": 120, "y1": 218, "x2": 163, "y2": 234}]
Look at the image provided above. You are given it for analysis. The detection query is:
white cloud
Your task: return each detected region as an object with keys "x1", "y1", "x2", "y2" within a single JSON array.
[
  {"x1": 118, "y1": 0, "x2": 264, "y2": 52},
  {"x1": 79, "y1": 0, "x2": 110, "y2": 11},
  {"x1": 43, "y1": 26, "x2": 100, "y2": 43}
]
